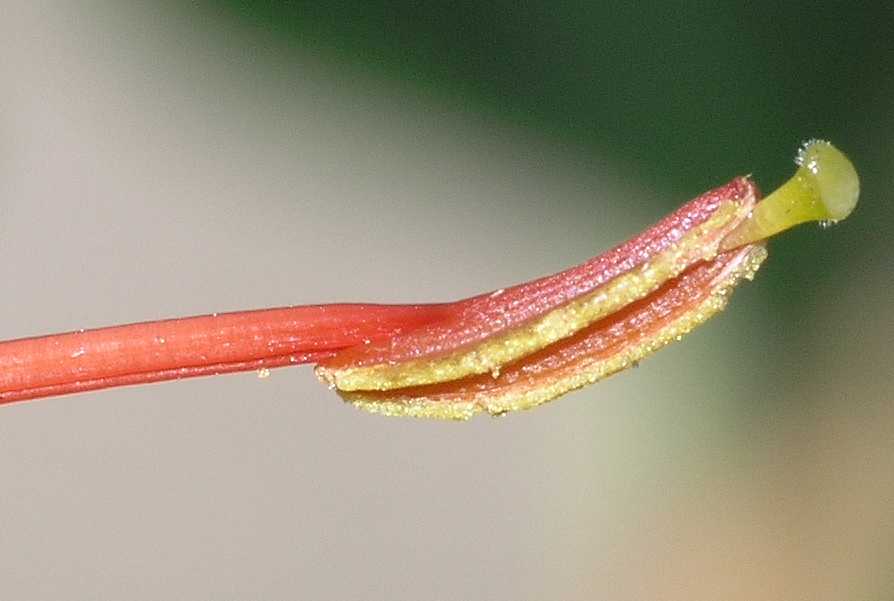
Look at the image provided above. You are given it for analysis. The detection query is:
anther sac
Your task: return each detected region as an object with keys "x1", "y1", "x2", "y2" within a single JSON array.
[{"x1": 318, "y1": 141, "x2": 859, "y2": 419}]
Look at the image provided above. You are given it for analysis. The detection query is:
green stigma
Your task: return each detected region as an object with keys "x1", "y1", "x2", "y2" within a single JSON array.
[{"x1": 721, "y1": 140, "x2": 859, "y2": 251}]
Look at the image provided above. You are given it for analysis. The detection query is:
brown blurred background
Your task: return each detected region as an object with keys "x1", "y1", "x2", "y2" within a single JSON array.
[{"x1": 1, "y1": 3, "x2": 892, "y2": 599}]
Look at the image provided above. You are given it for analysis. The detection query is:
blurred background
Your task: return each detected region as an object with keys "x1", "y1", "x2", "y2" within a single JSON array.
[{"x1": 1, "y1": 2, "x2": 891, "y2": 599}]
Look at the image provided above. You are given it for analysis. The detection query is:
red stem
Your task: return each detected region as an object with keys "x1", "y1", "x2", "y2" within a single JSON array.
[{"x1": 0, "y1": 304, "x2": 452, "y2": 405}]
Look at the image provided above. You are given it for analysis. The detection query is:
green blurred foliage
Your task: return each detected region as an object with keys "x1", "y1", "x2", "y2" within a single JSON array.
[{"x1": 210, "y1": 3, "x2": 889, "y2": 185}]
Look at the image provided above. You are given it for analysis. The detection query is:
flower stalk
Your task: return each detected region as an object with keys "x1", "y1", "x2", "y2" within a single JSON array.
[
  {"x1": 0, "y1": 141, "x2": 859, "y2": 418},
  {"x1": 0, "y1": 304, "x2": 452, "y2": 404}
]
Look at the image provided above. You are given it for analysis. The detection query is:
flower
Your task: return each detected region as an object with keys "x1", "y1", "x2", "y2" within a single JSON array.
[{"x1": 0, "y1": 142, "x2": 858, "y2": 418}]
